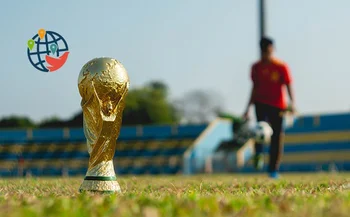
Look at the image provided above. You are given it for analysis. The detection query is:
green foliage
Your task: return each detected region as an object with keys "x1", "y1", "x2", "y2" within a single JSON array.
[
  {"x1": 217, "y1": 112, "x2": 242, "y2": 123},
  {"x1": 38, "y1": 116, "x2": 66, "y2": 128},
  {"x1": 175, "y1": 90, "x2": 223, "y2": 124},
  {"x1": 0, "y1": 174, "x2": 349, "y2": 217},
  {"x1": 122, "y1": 81, "x2": 178, "y2": 125},
  {"x1": 0, "y1": 115, "x2": 36, "y2": 129},
  {"x1": 1, "y1": 81, "x2": 226, "y2": 128},
  {"x1": 38, "y1": 112, "x2": 83, "y2": 128},
  {"x1": 0, "y1": 81, "x2": 179, "y2": 128}
]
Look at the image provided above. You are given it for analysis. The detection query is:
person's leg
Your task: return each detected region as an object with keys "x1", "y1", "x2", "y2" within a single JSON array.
[
  {"x1": 266, "y1": 106, "x2": 284, "y2": 176},
  {"x1": 254, "y1": 103, "x2": 268, "y2": 170}
]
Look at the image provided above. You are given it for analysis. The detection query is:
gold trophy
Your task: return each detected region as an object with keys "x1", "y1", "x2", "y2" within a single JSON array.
[{"x1": 78, "y1": 57, "x2": 129, "y2": 193}]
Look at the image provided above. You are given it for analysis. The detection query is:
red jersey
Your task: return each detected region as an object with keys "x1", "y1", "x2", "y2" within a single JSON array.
[{"x1": 251, "y1": 58, "x2": 292, "y2": 109}]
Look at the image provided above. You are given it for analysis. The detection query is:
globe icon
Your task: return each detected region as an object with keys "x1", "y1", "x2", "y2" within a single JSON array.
[{"x1": 27, "y1": 30, "x2": 69, "y2": 72}]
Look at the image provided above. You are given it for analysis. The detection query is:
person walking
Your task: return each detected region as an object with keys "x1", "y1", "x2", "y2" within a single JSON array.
[{"x1": 243, "y1": 37, "x2": 296, "y2": 179}]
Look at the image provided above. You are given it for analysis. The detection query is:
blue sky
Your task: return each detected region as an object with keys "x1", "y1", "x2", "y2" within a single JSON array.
[{"x1": 0, "y1": 0, "x2": 349, "y2": 122}]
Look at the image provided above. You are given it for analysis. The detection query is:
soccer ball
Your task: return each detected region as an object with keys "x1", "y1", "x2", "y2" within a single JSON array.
[{"x1": 254, "y1": 121, "x2": 273, "y2": 144}]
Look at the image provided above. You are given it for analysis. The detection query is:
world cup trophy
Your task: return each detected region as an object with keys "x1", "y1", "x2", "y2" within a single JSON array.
[{"x1": 78, "y1": 57, "x2": 129, "y2": 193}]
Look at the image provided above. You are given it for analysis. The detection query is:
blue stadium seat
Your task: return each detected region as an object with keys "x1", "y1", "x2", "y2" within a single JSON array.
[
  {"x1": 0, "y1": 114, "x2": 347, "y2": 176},
  {"x1": 116, "y1": 167, "x2": 128, "y2": 175},
  {"x1": 149, "y1": 166, "x2": 161, "y2": 175},
  {"x1": 51, "y1": 152, "x2": 62, "y2": 158},
  {"x1": 32, "y1": 129, "x2": 65, "y2": 143},
  {"x1": 121, "y1": 166, "x2": 132, "y2": 175},
  {"x1": 126, "y1": 150, "x2": 140, "y2": 157},
  {"x1": 265, "y1": 141, "x2": 350, "y2": 153},
  {"x1": 0, "y1": 169, "x2": 12, "y2": 177},
  {"x1": 142, "y1": 150, "x2": 160, "y2": 157},
  {"x1": 161, "y1": 166, "x2": 173, "y2": 174},
  {"x1": 0, "y1": 153, "x2": 18, "y2": 160},
  {"x1": 43, "y1": 152, "x2": 54, "y2": 159},
  {"x1": 58, "y1": 152, "x2": 71, "y2": 159},
  {"x1": 42, "y1": 167, "x2": 61, "y2": 176},
  {"x1": 69, "y1": 129, "x2": 86, "y2": 142},
  {"x1": 118, "y1": 127, "x2": 138, "y2": 140},
  {"x1": 168, "y1": 165, "x2": 181, "y2": 174},
  {"x1": 142, "y1": 126, "x2": 173, "y2": 140},
  {"x1": 0, "y1": 130, "x2": 27, "y2": 144},
  {"x1": 78, "y1": 167, "x2": 87, "y2": 175},
  {"x1": 130, "y1": 166, "x2": 146, "y2": 175},
  {"x1": 159, "y1": 148, "x2": 186, "y2": 156},
  {"x1": 286, "y1": 112, "x2": 350, "y2": 133},
  {"x1": 21, "y1": 152, "x2": 33, "y2": 159},
  {"x1": 71, "y1": 151, "x2": 89, "y2": 159},
  {"x1": 114, "y1": 152, "x2": 124, "y2": 157},
  {"x1": 68, "y1": 168, "x2": 86, "y2": 176},
  {"x1": 175, "y1": 125, "x2": 207, "y2": 139},
  {"x1": 31, "y1": 152, "x2": 47, "y2": 159},
  {"x1": 27, "y1": 168, "x2": 42, "y2": 176}
]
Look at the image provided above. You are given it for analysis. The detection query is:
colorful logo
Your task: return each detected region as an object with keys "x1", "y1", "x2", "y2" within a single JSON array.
[{"x1": 27, "y1": 29, "x2": 69, "y2": 72}]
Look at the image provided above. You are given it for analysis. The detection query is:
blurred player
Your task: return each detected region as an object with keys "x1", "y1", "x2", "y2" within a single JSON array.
[{"x1": 243, "y1": 37, "x2": 296, "y2": 179}]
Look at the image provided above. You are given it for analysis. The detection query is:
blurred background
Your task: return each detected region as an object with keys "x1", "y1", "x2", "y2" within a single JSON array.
[{"x1": 0, "y1": 0, "x2": 349, "y2": 177}]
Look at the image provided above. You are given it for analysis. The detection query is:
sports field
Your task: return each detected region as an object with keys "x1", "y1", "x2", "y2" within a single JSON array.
[{"x1": 0, "y1": 173, "x2": 349, "y2": 217}]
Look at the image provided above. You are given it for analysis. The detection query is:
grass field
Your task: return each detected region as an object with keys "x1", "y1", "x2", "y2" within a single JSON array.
[{"x1": 0, "y1": 173, "x2": 349, "y2": 217}]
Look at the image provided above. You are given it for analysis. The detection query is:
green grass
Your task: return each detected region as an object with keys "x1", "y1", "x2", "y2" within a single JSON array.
[{"x1": 0, "y1": 173, "x2": 349, "y2": 217}]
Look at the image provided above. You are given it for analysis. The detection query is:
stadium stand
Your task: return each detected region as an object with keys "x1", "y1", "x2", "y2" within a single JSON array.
[
  {"x1": 1, "y1": 112, "x2": 349, "y2": 177},
  {"x1": 0, "y1": 124, "x2": 207, "y2": 177},
  {"x1": 243, "y1": 112, "x2": 350, "y2": 172},
  {"x1": 197, "y1": 112, "x2": 350, "y2": 174}
]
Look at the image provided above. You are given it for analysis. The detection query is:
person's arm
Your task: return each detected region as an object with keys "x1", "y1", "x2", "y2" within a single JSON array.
[
  {"x1": 243, "y1": 85, "x2": 256, "y2": 119},
  {"x1": 283, "y1": 64, "x2": 295, "y2": 113},
  {"x1": 243, "y1": 65, "x2": 257, "y2": 119},
  {"x1": 286, "y1": 84, "x2": 295, "y2": 112}
]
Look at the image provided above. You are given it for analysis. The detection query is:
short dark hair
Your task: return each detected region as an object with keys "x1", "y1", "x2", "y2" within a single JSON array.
[{"x1": 260, "y1": 37, "x2": 274, "y2": 52}]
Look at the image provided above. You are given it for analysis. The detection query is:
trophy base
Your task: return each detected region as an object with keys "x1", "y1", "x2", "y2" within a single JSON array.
[{"x1": 79, "y1": 176, "x2": 121, "y2": 194}]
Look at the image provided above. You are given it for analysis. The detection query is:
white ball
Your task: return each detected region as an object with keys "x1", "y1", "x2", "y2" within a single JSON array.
[{"x1": 254, "y1": 121, "x2": 273, "y2": 144}]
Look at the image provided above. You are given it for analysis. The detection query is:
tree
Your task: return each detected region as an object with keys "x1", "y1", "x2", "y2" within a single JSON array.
[
  {"x1": 0, "y1": 81, "x2": 180, "y2": 128},
  {"x1": 122, "y1": 81, "x2": 178, "y2": 125},
  {"x1": 148, "y1": 81, "x2": 168, "y2": 97},
  {"x1": 0, "y1": 116, "x2": 36, "y2": 129},
  {"x1": 174, "y1": 89, "x2": 224, "y2": 124},
  {"x1": 67, "y1": 80, "x2": 180, "y2": 126},
  {"x1": 66, "y1": 111, "x2": 83, "y2": 127},
  {"x1": 38, "y1": 116, "x2": 66, "y2": 128}
]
